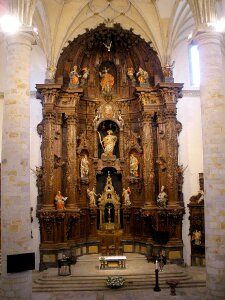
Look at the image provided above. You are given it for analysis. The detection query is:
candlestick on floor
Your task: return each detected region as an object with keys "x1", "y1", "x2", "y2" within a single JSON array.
[{"x1": 154, "y1": 260, "x2": 161, "y2": 292}]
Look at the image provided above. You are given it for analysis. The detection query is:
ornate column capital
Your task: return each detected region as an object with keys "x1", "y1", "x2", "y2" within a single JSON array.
[
  {"x1": 141, "y1": 112, "x2": 154, "y2": 123},
  {"x1": 66, "y1": 114, "x2": 77, "y2": 125}
]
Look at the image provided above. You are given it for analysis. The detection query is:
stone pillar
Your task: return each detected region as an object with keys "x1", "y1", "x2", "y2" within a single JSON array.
[
  {"x1": 1, "y1": 32, "x2": 34, "y2": 300},
  {"x1": 196, "y1": 30, "x2": 225, "y2": 299}
]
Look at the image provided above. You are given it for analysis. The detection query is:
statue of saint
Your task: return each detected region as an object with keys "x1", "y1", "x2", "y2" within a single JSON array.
[
  {"x1": 99, "y1": 130, "x2": 117, "y2": 156},
  {"x1": 46, "y1": 64, "x2": 57, "y2": 80},
  {"x1": 69, "y1": 65, "x2": 80, "y2": 87},
  {"x1": 162, "y1": 61, "x2": 175, "y2": 78},
  {"x1": 80, "y1": 155, "x2": 89, "y2": 178},
  {"x1": 80, "y1": 66, "x2": 89, "y2": 86},
  {"x1": 127, "y1": 67, "x2": 134, "y2": 80},
  {"x1": 122, "y1": 187, "x2": 131, "y2": 206},
  {"x1": 87, "y1": 188, "x2": 97, "y2": 207},
  {"x1": 130, "y1": 154, "x2": 139, "y2": 177},
  {"x1": 127, "y1": 67, "x2": 136, "y2": 86},
  {"x1": 55, "y1": 191, "x2": 67, "y2": 210},
  {"x1": 157, "y1": 186, "x2": 168, "y2": 208},
  {"x1": 99, "y1": 67, "x2": 114, "y2": 95}
]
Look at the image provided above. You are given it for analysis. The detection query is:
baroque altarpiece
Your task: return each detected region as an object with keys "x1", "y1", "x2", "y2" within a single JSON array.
[{"x1": 36, "y1": 24, "x2": 184, "y2": 270}]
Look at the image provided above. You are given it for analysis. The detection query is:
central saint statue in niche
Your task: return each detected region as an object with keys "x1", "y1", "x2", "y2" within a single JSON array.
[
  {"x1": 99, "y1": 67, "x2": 114, "y2": 95},
  {"x1": 98, "y1": 129, "x2": 117, "y2": 157}
]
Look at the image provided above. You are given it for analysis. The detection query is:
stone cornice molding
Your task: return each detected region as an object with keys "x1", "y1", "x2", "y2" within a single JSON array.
[
  {"x1": 192, "y1": 29, "x2": 223, "y2": 48},
  {"x1": 182, "y1": 90, "x2": 200, "y2": 97},
  {"x1": 5, "y1": 31, "x2": 36, "y2": 49}
]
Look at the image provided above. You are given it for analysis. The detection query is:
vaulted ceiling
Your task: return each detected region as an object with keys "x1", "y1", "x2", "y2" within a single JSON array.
[
  {"x1": 2, "y1": 0, "x2": 224, "y2": 67},
  {"x1": 31, "y1": 0, "x2": 195, "y2": 66}
]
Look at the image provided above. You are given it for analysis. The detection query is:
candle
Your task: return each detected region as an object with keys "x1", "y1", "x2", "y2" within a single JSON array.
[{"x1": 155, "y1": 259, "x2": 159, "y2": 270}]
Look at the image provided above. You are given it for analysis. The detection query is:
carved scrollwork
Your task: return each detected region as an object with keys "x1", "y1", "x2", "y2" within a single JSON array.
[
  {"x1": 161, "y1": 89, "x2": 177, "y2": 103},
  {"x1": 58, "y1": 94, "x2": 80, "y2": 107},
  {"x1": 37, "y1": 121, "x2": 43, "y2": 137},
  {"x1": 176, "y1": 121, "x2": 182, "y2": 135},
  {"x1": 38, "y1": 211, "x2": 56, "y2": 221},
  {"x1": 41, "y1": 89, "x2": 60, "y2": 105},
  {"x1": 125, "y1": 130, "x2": 142, "y2": 153},
  {"x1": 138, "y1": 92, "x2": 160, "y2": 106}
]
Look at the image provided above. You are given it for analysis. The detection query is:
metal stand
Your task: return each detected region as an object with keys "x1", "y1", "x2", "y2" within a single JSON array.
[
  {"x1": 58, "y1": 257, "x2": 71, "y2": 276},
  {"x1": 154, "y1": 269, "x2": 161, "y2": 292}
]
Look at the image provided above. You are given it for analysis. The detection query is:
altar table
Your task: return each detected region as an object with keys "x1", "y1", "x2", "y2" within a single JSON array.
[{"x1": 99, "y1": 255, "x2": 127, "y2": 269}]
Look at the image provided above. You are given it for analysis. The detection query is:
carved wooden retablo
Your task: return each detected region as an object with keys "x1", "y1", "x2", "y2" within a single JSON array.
[{"x1": 36, "y1": 23, "x2": 184, "y2": 270}]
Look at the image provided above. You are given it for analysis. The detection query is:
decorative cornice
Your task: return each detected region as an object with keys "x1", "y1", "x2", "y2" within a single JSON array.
[
  {"x1": 182, "y1": 90, "x2": 200, "y2": 97},
  {"x1": 0, "y1": 91, "x2": 37, "y2": 98},
  {"x1": 0, "y1": 90, "x2": 200, "y2": 99}
]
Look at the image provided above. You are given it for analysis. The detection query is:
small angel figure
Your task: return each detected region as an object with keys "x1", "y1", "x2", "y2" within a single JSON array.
[
  {"x1": 93, "y1": 109, "x2": 100, "y2": 124},
  {"x1": 118, "y1": 110, "x2": 124, "y2": 125},
  {"x1": 136, "y1": 67, "x2": 149, "y2": 86}
]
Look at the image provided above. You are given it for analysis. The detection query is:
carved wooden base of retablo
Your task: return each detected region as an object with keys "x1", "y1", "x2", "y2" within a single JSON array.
[{"x1": 140, "y1": 206, "x2": 184, "y2": 264}]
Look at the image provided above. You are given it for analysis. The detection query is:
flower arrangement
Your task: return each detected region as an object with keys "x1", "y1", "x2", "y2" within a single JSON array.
[{"x1": 106, "y1": 276, "x2": 125, "y2": 288}]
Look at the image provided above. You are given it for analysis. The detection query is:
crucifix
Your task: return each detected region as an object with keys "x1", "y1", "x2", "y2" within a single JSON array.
[{"x1": 107, "y1": 205, "x2": 112, "y2": 223}]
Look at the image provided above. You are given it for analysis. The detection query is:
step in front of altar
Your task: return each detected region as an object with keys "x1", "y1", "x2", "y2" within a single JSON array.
[{"x1": 33, "y1": 253, "x2": 206, "y2": 292}]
